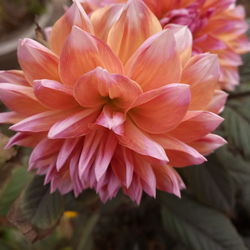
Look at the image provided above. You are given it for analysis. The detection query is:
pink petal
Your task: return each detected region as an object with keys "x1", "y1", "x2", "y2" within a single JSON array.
[
  {"x1": 119, "y1": 119, "x2": 169, "y2": 163},
  {"x1": 206, "y1": 90, "x2": 228, "y2": 114},
  {"x1": 169, "y1": 111, "x2": 224, "y2": 143},
  {"x1": 129, "y1": 84, "x2": 190, "y2": 134},
  {"x1": 74, "y1": 67, "x2": 142, "y2": 109},
  {"x1": 48, "y1": 109, "x2": 99, "y2": 139},
  {"x1": 59, "y1": 26, "x2": 123, "y2": 86},
  {"x1": 50, "y1": 1, "x2": 94, "y2": 55},
  {"x1": 125, "y1": 29, "x2": 181, "y2": 91},
  {"x1": 34, "y1": 80, "x2": 78, "y2": 109},
  {"x1": 96, "y1": 106, "x2": 125, "y2": 135},
  {"x1": 154, "y1": 135, "x2": 206, "y2": 167},
  {"x1": 18, "y1": 39, "x2": 60, "y2": 84},
  {"x1": 10, "y1": 110, "x2": 72, "y2": 132},
  {"x1": 189, "y1": 134, "x2": 227, "y2": 156},
  {"x1": 0, "y1": 70, "x2": 29, "y2": 86},
  {"x1": 0, "y1": 112, "x2": 25, "y2": 124},
  {"x1": 0, "y1": 83, "x2": 46, "y2": 115}
]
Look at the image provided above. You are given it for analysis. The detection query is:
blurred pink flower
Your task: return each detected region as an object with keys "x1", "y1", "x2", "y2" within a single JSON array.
[
  {"x1": 85, "y1": 0, "x2": 250, "y2": 90},
  {"x1": 0, "y1": 0, "x2": 226, "y2": 203}
]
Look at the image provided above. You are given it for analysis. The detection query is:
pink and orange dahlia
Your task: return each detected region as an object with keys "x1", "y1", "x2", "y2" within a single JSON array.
[
  {"x1": 0, "y1": 0, "x2": 226, "y2": 203},
  {"x1": 84, "y1": 0, "x2": 250, "y2": 90}
]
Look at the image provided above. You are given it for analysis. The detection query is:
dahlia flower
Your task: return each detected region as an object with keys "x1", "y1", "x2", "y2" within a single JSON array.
[
  {"x1": 84, "y1": 0, "x2": 250, "y2": 90},
  {"x1": 0, "y1": 0, "x2": 226, "y2": 203}
]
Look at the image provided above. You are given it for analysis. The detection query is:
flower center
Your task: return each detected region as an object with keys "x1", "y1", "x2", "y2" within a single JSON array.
[{"x1": 160, "y1": 3, "x2": 214, "y2": 35}]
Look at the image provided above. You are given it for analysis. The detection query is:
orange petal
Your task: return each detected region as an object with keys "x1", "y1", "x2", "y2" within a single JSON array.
[
  {"x1": 106, "y1": 0, "x2": 162, "y2": 63},
  {"x1": 34, "y1": 80, "x2": 78, "y2": 109},
  {"x1": 74, "y1": 67, "x2": 142, "y2": 109},
  {"x1": 18, "y1": 39, "x2": 60, "y2": 84},
  {"x1": 50, "y1": 1, "x2": 94, "y2": 55},
  {"x1": 0, "y1": 83, "x2": 46, "y2": 115},
  {"x1": 59, "y1": 26, "x2": 123, "y2": 86},
  {"x1": 169, "y1": 111, "x2": 224, "y2": 143},
  {"x1": 129, "y1": 84, "x2": 190, "y2": 134},
  {"x1": 125, "y1": 29, "x2": 181, "y2": 91},
  {"x1": 0, "y1": 70, "x2": 29, "y2": 86},
  {"x1": 181, "y1": 53, "x2": 219, "y2": 110},
  {"x1": 206, "y1": 90, "x2": 228, "y2": 114}
]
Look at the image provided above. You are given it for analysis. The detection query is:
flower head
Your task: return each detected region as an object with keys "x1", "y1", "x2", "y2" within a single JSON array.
[
  {"x1": 85, "y1": 0, "x2": 250, "y2": 90},
  {"x1": 0, "y1": 0, "x2": 226, "y2": 203}
]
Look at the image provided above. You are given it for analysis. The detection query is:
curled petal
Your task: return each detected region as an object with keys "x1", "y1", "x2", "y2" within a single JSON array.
[
  {"x1": 10, "y1": 110, "x2": 73, "y2": 132},
  {"x1": 96, "y1": 106, "x2": 125, "y2": 135},
  {"x1": 0, "y1": 83, "x2": 46, "y2": 115},
  {"x1": 0, "y1": 70, "x2": 29, "y2": 86},
  {"x1": 106, "y1": 0, "x2": 162, "y2": 63},
  {"x1": 154, "y1": 135, "x2": 206, "y2": 167},
  {"x1": 169, "y1": 111, "x2": 224, "y2": 143},
  {"x1": 74, "y1": 67, "x2": 142, "y2": 109},
  {"x1": 18, "y1": 39, "x2": 60, "y2": 83},
  {"x1": 59, "y1": 26, "x2": 123, "y2": 86},
  {"x1": 48, "y1": 109, "x2": 99, "y2": 139},
  {"x1": 50, "y1": 1, "x2": 94, "y2": 55},
  {"x1": 181, "y1": 53, "x2": 220, "y2": 110},
  {"x1": 125, "y1": 29, "x2": 181, "y2": 91},
  {"x1": 189, "y1": 134, "x2": 227, "y2": 156},
  {"x1": 129, "y1": 84, "x2": 190, "y2": 134},
  {"x1": 120, "y1": 119, "x2": 169, "y2": 163},
  {"x1": 34, "y1": 80, "x2": 78, "y2": 109}
]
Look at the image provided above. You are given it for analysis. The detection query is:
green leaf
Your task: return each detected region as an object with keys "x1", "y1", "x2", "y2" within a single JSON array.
[
  {"x1": 0, "y1": 167, "x2": 32, "y2": 216},
  {"x1": 161, "y1": 193, "x2": 247, "y2": 250},
  {"x1": 179, "y1": 152, "x2": 235, "y2": 215},
  {"x1": 8, "y1": 175, "x2": 64, "y2": 242}
]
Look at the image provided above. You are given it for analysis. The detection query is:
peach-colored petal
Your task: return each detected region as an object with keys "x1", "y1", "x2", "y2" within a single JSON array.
[
  {"x1": 106, "y1": 0, "x2": 162, "y2": 63},
  {"x1": 59, "y1": 26, "x2": 123, "y2": 86},
  {"x1": 33, "y1": 80, "x2": 78, "y2": 109},
  {"x1": 181, "y1": 53, "x2": 219, "y2": 109},
  {"x1": 125, "y1": 29, "x2": 181, "y2": 91},
  {"x1": 219, "y1": 65, "x2": 239, "y2": 90},
  {"x1": 73, "y1": 67, "x2": 142, "y2": 109},
  {"x1": 50, "y1": 1, "x2": 94, "y2": 55},
  {"x1": 189, "y1": 134, "x2": 227, "y2": 156},
  {"x1": 0, "y1": 83, "x2": 46, "y2": 115},
  {"x1": 120, "y1": 119, "x2": 169, "y2": 163},
  {"x1": 129, "y1": 84, "x2": 190, "y2": 134},
  {"x1": 91, "y1": 4, "x2": 124, "y2": 41},
  {"x1": 10, "y1": 110, "x2": 73, "y2": 132},
  {"x1": 152, "y1": 165, "x2": 185, "y2": 197},
  {"x1": 169, "y1": 111, "x2": 224, "y2": 143},
  {"x1": 206, "y1": 90, "x2": 228, "y2": 114},
  {"x1": 165, "y1": 24, "x2": 193, "y2": 65},
  {"x1": 0, "y1": 70, "x2": 29, "y2": 86},
  {"x1": 154, "y1": 135, "x2": 206, "y2": 167},
  {"x1": 48, "y1": 109, "x2": 99, "y2": 139},
  {"x1": 18, "y1": 39, "x2": 60, "y2": 84}
]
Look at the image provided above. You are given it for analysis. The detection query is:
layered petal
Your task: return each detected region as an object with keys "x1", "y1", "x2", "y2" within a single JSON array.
[
  {"x1": 0, "y1": 70, "x2": 29, "y2": 86},
  {"x1": 74, "y1": 67, "x2": 142, "y2": 109},
  {"x1": 129, "y1": 84, "x2": 190, "y2": 134},
  {"x1": 125, "y1": 29, "x2": 181, "y2": 91},
  {"x1": 59, "y1": 26, "x2": 123, "y2": 86},
  {"x1": 50, "y1": 1, "x2": 94, "y2": 55},
  {"x1": 18, "y1": 39, "x2": 60, "y2": 83},
  {"x1": 34, "y1": 80, "x2": 78, "y2": 109}
]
